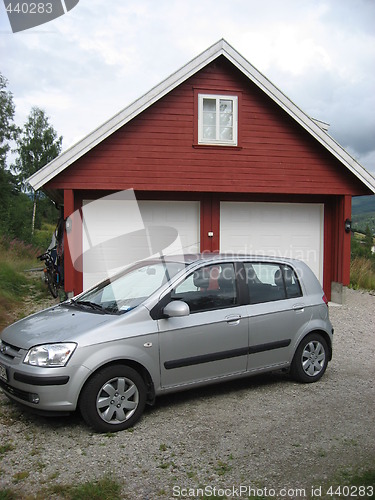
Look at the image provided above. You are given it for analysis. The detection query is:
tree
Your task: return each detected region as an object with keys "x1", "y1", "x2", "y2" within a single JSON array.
[
  {"x1": 12, "y1": 107, "x2": 62, "y2": 237},
  {"x1": 0, "y1": 73, "x2": 26, "y2": 240},
  {"x1": 0, "y1": 72, "x2": 18, "y2": 169}
]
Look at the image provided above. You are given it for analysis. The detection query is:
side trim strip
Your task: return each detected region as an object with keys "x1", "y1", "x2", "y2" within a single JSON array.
[
  {"x1": 248, "y1": 339, "x2": 291, "y2": 354},
  {"x1": 13, "y1": 373, "x2": 70, "y2": 386},
  {"x1": 164, "y1": 339, "x2": 291, "y2": 370},
  {"x1": 164, "y1": 347, "x2": 248, "y2": 370}
]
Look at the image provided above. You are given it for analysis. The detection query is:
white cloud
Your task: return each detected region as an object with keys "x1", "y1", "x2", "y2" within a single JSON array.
[{"x1": 1, "y1": 0, "x2": 374, "y2": 177}]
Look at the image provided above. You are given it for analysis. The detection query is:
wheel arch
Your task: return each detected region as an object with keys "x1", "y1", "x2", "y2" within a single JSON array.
[
  {"x1": 297, "y1": 329, "x2": 333, "y2": 361},
  {"x1": 78, "y1": 359, "x2": 156, "y2": 407}
]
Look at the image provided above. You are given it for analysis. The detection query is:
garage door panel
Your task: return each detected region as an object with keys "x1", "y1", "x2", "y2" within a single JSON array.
[
  {"x1": 139, "y1": 201, "x2": 200, "y2": 255},
  {"x1": 82, "y1": 200, "x2": 199, "y2": 290},
  {"x1": 220, "y1": 202, "x2": 323, "y2": 283}
]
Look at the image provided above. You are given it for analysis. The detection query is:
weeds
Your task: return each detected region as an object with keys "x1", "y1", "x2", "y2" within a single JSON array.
[
  {"x1": 0, "y1": 489, "x2": 17, "y2": 500},
  {"x1": 0, "y1": 262, "x2": 29, "y2": 299},
  {"x1": 340, "y1": 467, "x2": 375, "y2": 488},
  {"x1": 0, "y1": 443, "x2": 14, "y2": 457},
  {"x1": 0, "y1": 236, "x2": 50, "y2": 330},
  {"x1": 214, "y1": 459, "x2": 232, "y2": 476},
  {"x1": 0, "y1": 476, "x2": 122, "y2": 500},
  {"x1": 45, "y1": 476, "x2": 123, "y2": 499},
  {"x1": 0, "y1": 236, "x2": 42, "y2": 268},
  {"x1": 12, "y1": 471, "x2": 29, "y2": 483},
  {"x1": 350, "y1": 256, "x2": 375, "y2": 291},
  {"x1": 321, "y1": 468, "x2": 375, "y2": 500}
]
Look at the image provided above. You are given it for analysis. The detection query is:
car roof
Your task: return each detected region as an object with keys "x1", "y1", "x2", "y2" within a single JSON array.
[
  {"x1": 156, "y1": 253, "x2": 303, "y2": 266},
  {"x1": 152, "y1": 253, "x2": 320, "y2": 296}
]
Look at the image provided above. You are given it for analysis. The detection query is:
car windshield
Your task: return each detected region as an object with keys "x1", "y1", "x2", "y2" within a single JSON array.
[{"x1": 73, "y1": 261, "x2": 186, "y2": 314}]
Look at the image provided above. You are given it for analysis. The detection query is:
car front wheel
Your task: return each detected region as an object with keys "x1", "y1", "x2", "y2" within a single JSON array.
[
  {"x1": 291, "y1": 333, "x2": 329, "y2": 383},
  {"x1": 79, "y1": 365, "x2": 146, "y2": 432}
]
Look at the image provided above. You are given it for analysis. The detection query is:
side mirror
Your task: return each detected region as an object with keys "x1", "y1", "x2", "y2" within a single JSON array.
[{"x1": 163, "y1": 300, "x2": 190, "y2": 318}]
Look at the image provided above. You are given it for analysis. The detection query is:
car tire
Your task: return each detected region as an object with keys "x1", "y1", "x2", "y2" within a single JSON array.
[
  {"x1": 291, "y1": 333, "x2": 329, "y2": 383},
  {"x1": 79, "y1": 365, "x2": 147, "y2": 432}
]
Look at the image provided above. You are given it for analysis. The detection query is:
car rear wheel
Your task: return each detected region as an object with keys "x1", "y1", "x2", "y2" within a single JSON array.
[
  {"x1": 79, "y1": 365, "x2": 146, "y2": 432},
  {"x1": 291, "y1": 333, "x2": 329, "y2": 383}
]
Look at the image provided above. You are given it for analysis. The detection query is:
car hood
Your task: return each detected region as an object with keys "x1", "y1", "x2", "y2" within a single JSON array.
[{"x1": 1, "y1": 303, "x2": 117, "y2": 349}]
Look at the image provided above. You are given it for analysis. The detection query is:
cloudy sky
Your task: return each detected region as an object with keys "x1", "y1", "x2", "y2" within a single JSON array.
[{"x1": 1, "y1": 0, "x2": 375, "y2": 177}]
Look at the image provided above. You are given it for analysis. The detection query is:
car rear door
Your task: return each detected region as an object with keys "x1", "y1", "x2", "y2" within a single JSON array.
[{"x1": 244, "y1": 262, "x2": 312, "y2": 371}]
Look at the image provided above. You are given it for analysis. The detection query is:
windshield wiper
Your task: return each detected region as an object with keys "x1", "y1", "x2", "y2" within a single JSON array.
[
  {"x1": 102, "y1": 302, "x2": 120, "y2": 313},
  {"x1": 74, "y1": 300, "x2": 106, "y2": 312}
]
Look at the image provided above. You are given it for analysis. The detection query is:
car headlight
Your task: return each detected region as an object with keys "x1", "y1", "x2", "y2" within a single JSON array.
[{"x1": 23, "y1": 343, "x2": 77, "y2": 367}]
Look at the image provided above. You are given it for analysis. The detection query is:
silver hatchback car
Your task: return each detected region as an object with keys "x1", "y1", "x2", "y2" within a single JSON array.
[{"x1": 0, "y1": 254, "x2": 333, "y2": 432}]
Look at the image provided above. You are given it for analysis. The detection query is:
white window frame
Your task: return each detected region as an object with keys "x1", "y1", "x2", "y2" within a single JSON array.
[{"x1": 198, "y1": 94, "x2": 238, "y2": 146}]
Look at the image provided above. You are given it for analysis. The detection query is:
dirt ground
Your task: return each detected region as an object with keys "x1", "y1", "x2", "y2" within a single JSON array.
[{"x1": 0, "y1": 285, "x2": 374, "y2": 499}]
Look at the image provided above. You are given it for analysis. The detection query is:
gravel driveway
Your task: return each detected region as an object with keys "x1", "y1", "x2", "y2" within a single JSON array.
[{"x1": 0, "y1": 288, "x2": 374, "y2": 499}]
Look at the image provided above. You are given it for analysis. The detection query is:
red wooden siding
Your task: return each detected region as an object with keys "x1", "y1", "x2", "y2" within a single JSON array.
[
  {"x1": 46, "y1": 57, "x2": 369, "y2": 197},
  {"x1": 66, "y1": 189, "x2": 342, "y2": 299},
  {"x1": 48, "y1": 55, "x2": 368, "y2": 299}
]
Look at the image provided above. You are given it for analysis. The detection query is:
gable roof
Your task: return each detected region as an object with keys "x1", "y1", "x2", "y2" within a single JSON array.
[{"x1": 28, "y1": 39, "x2": 375, "y2": 194}]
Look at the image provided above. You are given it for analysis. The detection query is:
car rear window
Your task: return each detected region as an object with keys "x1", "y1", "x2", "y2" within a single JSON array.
[{"x1": 244, "y1": 263, "x2": 302, "y2": 304}]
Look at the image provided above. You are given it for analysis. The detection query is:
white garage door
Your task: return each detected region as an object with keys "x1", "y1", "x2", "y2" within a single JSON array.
[
  {"x1": 82, "y1": 199, "x2": 200, "y2": 290},
  {"x1": 220, "y1": 202, "x2": 324, "y2": 282}
]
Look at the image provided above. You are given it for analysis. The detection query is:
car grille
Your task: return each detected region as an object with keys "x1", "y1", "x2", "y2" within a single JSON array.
[
  {"x1": 0, "y1": 341, "x2": 22, "y2": 361},
  {"x1": 0, "y1": 377, "x2": 33, "y2": 403}
]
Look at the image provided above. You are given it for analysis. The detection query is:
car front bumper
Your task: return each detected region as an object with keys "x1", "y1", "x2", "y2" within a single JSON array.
[{"x1": 0, "y1": 356, "x2": 90, "y2": 413}]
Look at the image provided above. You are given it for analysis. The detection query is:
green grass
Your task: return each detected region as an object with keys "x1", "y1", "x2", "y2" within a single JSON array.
[
  {"x1": 0, "y1": 261, "x2": 29, "y2": 299},
  {"x1": 0, "y1": 490, "x2": 17, "y2": 500},
  {"x1": 44, "y1": 476, "x2": 123, "y2": 500},
  {"x1": 0, "y1": 443, "x2": 14, "y2": 456},
  {"x1": 0, "y1": 468, "x2": 373, "y2": 500},
  {"x1": 32, "y1": 222, "x2": 57, "y2": 251},
  {"x1": 314, "y1": 468, "x2": 375, "y2": 500},
  {"x1": 350, "y1": 256, "x2": 375, "y2": 291},
  {"x1": 214, "y1": 459, "x2": 232, "y2": 476},
  {"x1": 12, "y1": 471, "x2": 29, "y2": 483},
  {"x1": 340, "y1": 468, "x2": 375, "y2": 490},
  {"x1": 0, "y1": 236, "x2": 49, "y2": 329}
]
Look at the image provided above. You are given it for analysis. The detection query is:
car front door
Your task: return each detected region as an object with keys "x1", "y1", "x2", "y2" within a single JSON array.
[{"x1": 157, "y1": 262, "x2": 249, "y2": 389}]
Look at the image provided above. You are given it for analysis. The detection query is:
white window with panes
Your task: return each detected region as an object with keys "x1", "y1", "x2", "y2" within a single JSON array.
[{"x1": 198, "y1": 94, "x2": 238, "y2": 146}]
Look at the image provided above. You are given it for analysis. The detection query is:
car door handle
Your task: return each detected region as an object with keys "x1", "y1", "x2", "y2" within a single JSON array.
[
  {"x1": 225, "y1": 314, "x2": 241, "y2": 325},
  {"x1": 293, "y1": 304, "x2": 305, "y2": 312}
]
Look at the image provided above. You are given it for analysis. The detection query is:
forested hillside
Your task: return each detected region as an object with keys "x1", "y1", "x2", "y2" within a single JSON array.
[{"x1": 352, "y1": 195, "x2": 375, "y2": 234}]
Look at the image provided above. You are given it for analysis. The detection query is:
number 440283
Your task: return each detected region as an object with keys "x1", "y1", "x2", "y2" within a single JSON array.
[
  {"x1": 5, "y1": 3, "x2": 53, "y2": 14},
  {"x1": 326, "y1": 485, "x2": 373, "y2": 497}
]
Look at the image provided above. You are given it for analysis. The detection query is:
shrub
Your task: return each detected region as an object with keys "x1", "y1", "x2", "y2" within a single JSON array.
[
  {"x1": 0, "y1": 236, "x2": 41, "y2": 263},
  {"x1": 350, "y1": 256, "x2": 375, "y2": 291},
  {"x1": 0, "y1": 262, "x2": 28, "y2": 299},
  {"x1": 0, "y1": 236, "x2": 47, "y2": 330}
]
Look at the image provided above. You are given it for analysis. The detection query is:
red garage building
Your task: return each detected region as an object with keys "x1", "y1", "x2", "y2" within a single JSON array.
[{"x1": 28, "y1": 40, "x2": 375, "y2": 300}]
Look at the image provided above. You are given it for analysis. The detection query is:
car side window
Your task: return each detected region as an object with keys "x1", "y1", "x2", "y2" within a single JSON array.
[
  {"x1": 281, "y1": 265, "x2": 303, "y2": 298},
  {"x1": 171, "y1": 263, "x2": 237, "y2": 313},
  {"x1": 244, "y1": 262, "x2": 302, "y2": 304}
]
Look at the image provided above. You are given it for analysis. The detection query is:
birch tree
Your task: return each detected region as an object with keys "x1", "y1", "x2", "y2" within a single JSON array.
[{"x1": 13, "y1": 107, "x2": 62, "y2": 236}]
